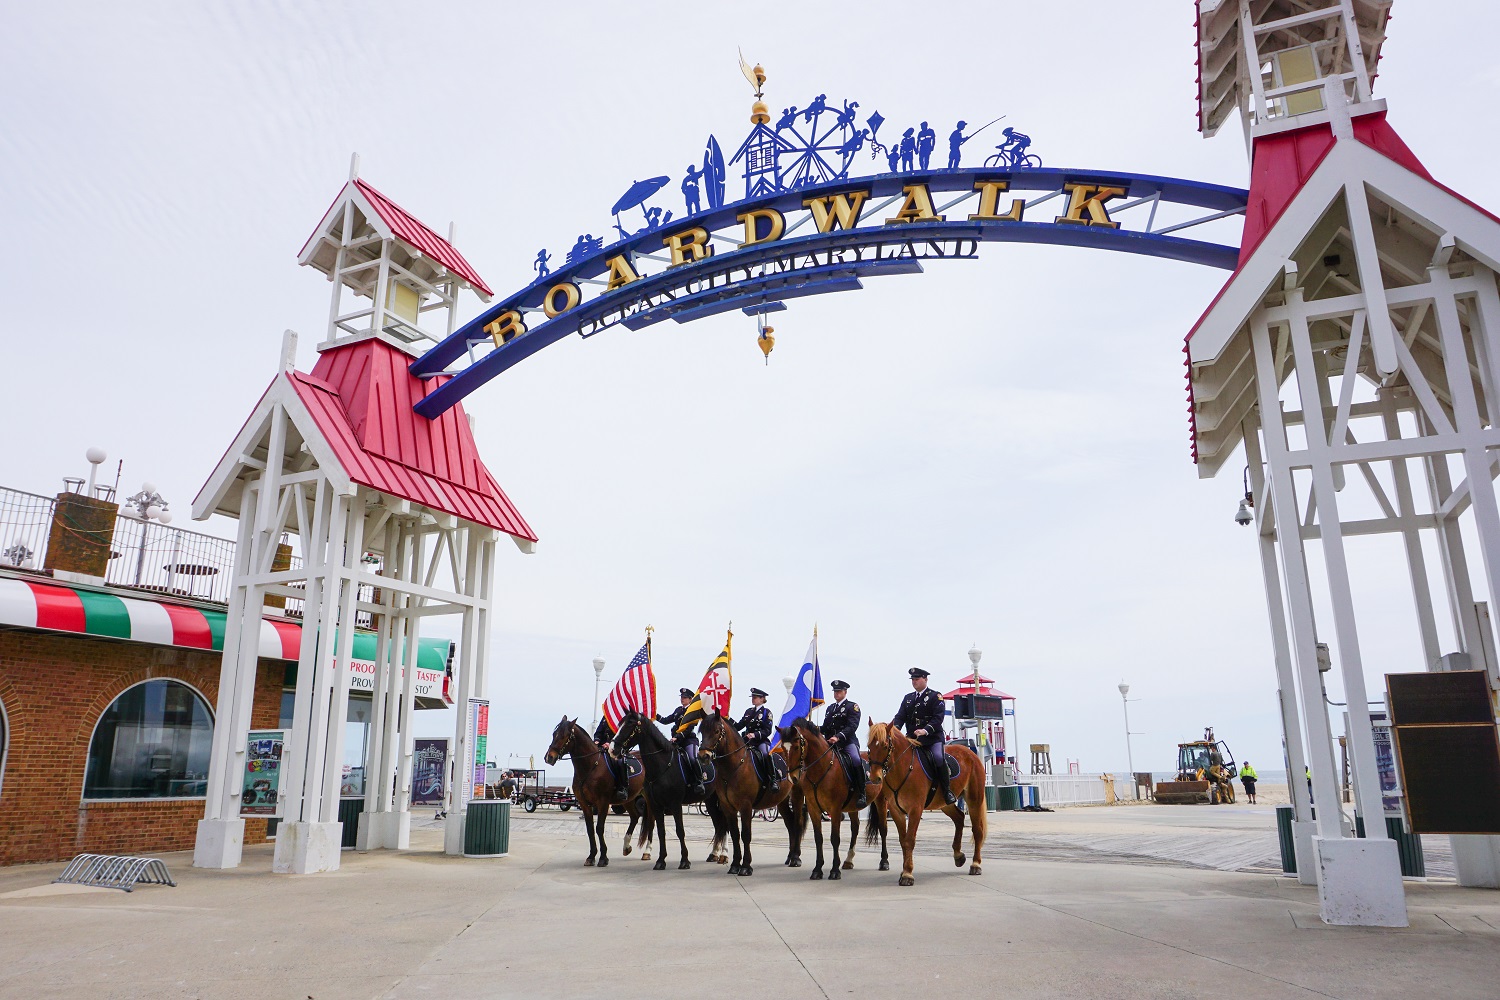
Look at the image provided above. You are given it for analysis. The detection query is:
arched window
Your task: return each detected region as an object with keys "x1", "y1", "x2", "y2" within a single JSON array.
[{"x1": 83, "y1": 680, "x2": 213, "y2": 800}]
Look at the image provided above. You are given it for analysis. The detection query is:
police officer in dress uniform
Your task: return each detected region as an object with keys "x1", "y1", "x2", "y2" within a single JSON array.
[
  {"x1": 593, "y1": 716, "x2": 630, "y2": 803},
  {"x1": 657, "y1": 688, "x2": 705, "y2": 796},
  {"x1": 891, "y1": 667, "x2": 957, "y2": 805},
  {"x1": 732, "y1": 688, "x2": 776, "y2": 788},
  {"x1": 821, "y1": 680, "x2": 867, "y2": 809}
]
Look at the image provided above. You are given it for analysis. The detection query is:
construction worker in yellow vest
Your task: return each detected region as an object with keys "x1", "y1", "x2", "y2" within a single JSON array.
[{"x1": 1240, "y1": 761, "x2": 1259, "y2": 804}]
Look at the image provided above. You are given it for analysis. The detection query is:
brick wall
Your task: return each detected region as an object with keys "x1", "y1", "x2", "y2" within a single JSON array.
[{"x1": 0, "y1": 629, "x2": 285, "y2": 866}]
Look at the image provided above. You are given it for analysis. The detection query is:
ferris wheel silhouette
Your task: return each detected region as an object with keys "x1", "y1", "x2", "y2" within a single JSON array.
[{"x1": 774, "y1": 97, "x2": 863, "y2": 189}]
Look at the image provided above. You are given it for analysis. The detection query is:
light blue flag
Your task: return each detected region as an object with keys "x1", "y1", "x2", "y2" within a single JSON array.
[{"x1": 771, "y1": 633, "x2": 824, "y2": 747}]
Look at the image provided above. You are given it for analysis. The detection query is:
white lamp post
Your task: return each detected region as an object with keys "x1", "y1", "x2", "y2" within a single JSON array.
[
  {"x1": 968, "y1": 646, "x2": 988, "y2": 784},
  {"x1": 1118, "y1": 681, "x2": 1137, "y2": 779},
  {"x1": 592, "y1": 657, "x2": 606, "y2": 732}
]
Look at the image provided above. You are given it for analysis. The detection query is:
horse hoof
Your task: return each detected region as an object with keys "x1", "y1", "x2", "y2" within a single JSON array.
[
  {"x1": 678, "y1": 860, "x2": 692, "y2": 870},
  {"x1": 739, "y1": 866, "x2": 753, "y2": 877},
  {"x1": 598, "y1": 857, "x2": 609, "y2": 868},
  {"x1": 717, "y1": 856, "x2": 729, "y2": 865},
  {"x1": 641, "y1": 853, "x2": 651, "y2": 861},
  {"x1": 728, "y1": 864, "x2": 742, "y2": 875},
  {"x1": 810, "y1": 869, "x2": 823, "y2": 881},
  {"x1": 969, "y1": 864, "x2": 982, "y2": 876},
  {"x1": 584, "y1": 858, "x2": 596, "y2": 867},
  {"x1": 623, "y1": 845, "x2": 632, "y2": 856},
  {"x1": 706, "y1": 853, "x2": 717, "y2": 864},
  {"x1": 788, "y1": 858, "x2": 802, "y2": 868},
  {"x1": 878, "y1": 860, "x2": 890, "y2": 872},
  {"x1": 899, "y1": 874, "x2": 915, "y2": 887},
  {"x1": 954, "y1": 853, "x2": 966, "y2": 868},
  {"x1": 653, "y1": 860, "x2": 666, "y2": 871},
  {"x1": 829, "y1": 868, "x2": 841, "y2": 881},
  {"x1": 842, "y1": 860, "x2": 854, "y2": 870}
]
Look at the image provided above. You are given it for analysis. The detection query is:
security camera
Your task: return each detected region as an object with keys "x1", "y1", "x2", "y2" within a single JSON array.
[{"x1": 1234, "y1": 497, "x2": 1254, "y2": 526}]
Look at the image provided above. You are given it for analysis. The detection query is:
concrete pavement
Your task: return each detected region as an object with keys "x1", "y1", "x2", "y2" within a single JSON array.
[{"x1": 1, "y1": 807, "x2": 1497, "y2": 999}]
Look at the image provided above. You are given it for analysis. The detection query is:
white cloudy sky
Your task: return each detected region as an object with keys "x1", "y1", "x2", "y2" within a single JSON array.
[{"x1": 5, "y1": 2, "x2": 1499, "y2": 778}]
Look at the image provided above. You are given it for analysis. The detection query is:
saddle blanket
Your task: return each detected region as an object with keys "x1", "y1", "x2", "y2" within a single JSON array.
[{"x1": 915, "y1": 750, "x2": 961, "y2": 781}]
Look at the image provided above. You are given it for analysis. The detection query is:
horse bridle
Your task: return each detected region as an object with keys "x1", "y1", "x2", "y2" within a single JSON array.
[
  {"x1": 545, "y1": 721, "x2": 603, "y2": 766},
  {"x1": 867, "y1": 729, "x2": 915, "y2": 798}
]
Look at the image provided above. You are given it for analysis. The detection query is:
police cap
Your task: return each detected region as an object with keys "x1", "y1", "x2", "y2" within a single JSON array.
[
  {"x1": 679, "y1": 688, "x2": 694, "y2": 698},
  {"x1": 907, "y1": 667, "x2": 930, "y2": 679},
  {"x1": 749, "y1": 687, "x2": 768, "y2": 698},
  {"x1": 830, "y1": 679, "x2": 850, "y2": 691}
]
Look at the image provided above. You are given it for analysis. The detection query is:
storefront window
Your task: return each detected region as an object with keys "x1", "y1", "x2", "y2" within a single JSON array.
[
  {"x1": 0, "y1": 695, "x2": 8, "y2": 801},
  {"x1": 341, "y1": 696, "x2": 372, "y2": 797},
  {"x1": 83, "y1": 680, "x2": 213, "y2": 799}
]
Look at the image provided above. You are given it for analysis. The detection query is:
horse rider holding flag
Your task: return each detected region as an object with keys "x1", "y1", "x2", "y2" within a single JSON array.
[
  {"x1": 891, "y1": 667, "x2": 957, "y2": 806},
  {"x1": 821, "y1": 679, "x2": 868, "y2": 809},
  {"x1": 732, "y1": 688, "x2": 777, "y2": 790}
]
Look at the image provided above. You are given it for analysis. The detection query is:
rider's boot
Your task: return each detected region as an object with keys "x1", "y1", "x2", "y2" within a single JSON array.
[
  {"x1": 612, "y1": 761, "x2": 629, "y2": 802},
  {"x1": 853, "y1": 756, "x2": 869, "y2": 809},
  {"x1": 932, "y1": 748, "x2": 958, "y2": 806}
]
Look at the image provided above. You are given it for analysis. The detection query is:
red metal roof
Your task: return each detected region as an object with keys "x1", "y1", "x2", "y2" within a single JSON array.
[
  {"x1": 941, "y1": 675, "x2": 1013, "y2": 700},
  {"x1": 349, "y1": 178, "x2": 492, "y2": 297},
  {"x1": 288, "y1": 339, "x2": 535, "y2": 541}
]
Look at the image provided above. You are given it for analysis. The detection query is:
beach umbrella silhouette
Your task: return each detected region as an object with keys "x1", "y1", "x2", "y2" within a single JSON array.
[{"x1": 612, "y1": 176, "x2": 671, "y2": 216}]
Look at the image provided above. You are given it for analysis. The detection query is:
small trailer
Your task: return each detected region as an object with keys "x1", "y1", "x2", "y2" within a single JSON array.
[{"x1": 511, "y1": 769, "x2": 576, "y2": 812}]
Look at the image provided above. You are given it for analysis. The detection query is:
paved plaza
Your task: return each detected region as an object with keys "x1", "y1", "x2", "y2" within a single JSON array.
[{"x1": 2, "y1": 801, "x2": 1497, "y2": 999}]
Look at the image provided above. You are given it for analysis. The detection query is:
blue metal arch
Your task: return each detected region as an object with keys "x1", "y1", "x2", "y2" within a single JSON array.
[{"x1": 411, "y1": 166, "x2": 1247, "y2": 418}]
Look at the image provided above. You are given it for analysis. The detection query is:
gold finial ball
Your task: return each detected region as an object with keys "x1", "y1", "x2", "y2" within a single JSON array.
[
  {"x1": 750, "y1": 100, "x2": 770, "y2": 125},
  {"x1": 753, "y1": 64, "x2": 767, "y2": 88}
]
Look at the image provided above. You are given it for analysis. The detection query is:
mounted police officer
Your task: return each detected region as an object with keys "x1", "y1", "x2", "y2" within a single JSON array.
[
  {"x1": 593, "y1": 716, "x2": 630, "y2": 803},
  {"x1": 821, "y1": 679, "x2": 867, "y2": 809},
  {"x1": 657, "y1": 688, "x2": 705, "y2": 796},
  {"x1": 891, "y1": 667, "x2": 956, "y2": 805},
  {"x1": 732, "y1": 688, "x2": 776, "y2": 789}
]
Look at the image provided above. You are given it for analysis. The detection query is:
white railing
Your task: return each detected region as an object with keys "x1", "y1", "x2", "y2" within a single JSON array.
[{"x1": 1025, "y1": 773, "x2": 1138, "y2": 807}]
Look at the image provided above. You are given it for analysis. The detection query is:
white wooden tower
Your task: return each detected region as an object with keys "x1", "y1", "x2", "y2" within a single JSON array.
[
  {"x1": 1192, "y1": 0, "x2": 1500, "y2": 923},
  {"x1": 192, "y1": 170, "x2": 532, "y2": 874}
]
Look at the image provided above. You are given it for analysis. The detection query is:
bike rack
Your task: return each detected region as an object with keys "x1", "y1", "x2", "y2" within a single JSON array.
[{"x1": 53, "y1": 854, "x2": 176, "y2": 892}]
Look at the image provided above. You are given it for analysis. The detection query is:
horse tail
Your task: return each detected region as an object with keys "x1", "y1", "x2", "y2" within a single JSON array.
[{"x1": 862, "y1": 803, "x2": 883, "y2": 846}]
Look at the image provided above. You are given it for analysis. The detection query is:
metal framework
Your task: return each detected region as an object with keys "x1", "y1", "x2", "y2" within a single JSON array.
[{"x1": 54, "y1": 853, "x2": 176, "y2": 892}]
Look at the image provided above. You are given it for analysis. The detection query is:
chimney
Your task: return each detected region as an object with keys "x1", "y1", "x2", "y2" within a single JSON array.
[{"x1": 44, "y1": 487, "x2": 119, "y2": 583}]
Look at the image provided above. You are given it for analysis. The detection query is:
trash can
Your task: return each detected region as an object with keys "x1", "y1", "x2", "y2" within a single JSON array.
[
  {"x1": 998, "y1": 785, "x2": 1021, "y2": 811},
  {"x1": 985, "y1": 787, "x2": 1000, "y2": 811},
  {"x1": 464, "y1": 800, "x2": 511, "y2": 858},
  {"x1": 1355, "y1": 814, "x2": 1424, "y2": 878},
  {"x1": 338, "y1": 798, "x2": 365, "y2": 850},
  {"x1": 1275, "y1": 804, "x2": 1296, "y2": 875}
]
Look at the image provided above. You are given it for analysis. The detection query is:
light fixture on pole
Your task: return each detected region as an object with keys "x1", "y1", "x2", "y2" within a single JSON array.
[
  {"x1": 1118, "y1": 681, "x2": 1138, "y2": 778},
  {"x1": 591, "y1": 657, "x2": 606, "y2": 732},
  {"x1": 1235, "y1": 465, "x2": 1255, "y2": 526},
  {"x1": 783, "y1": 674, "x2": 795, "y2": 695},
  {"x1": 968, "y1": 645, "x2": 988, "y2": 783},
  {"x1": 124, "y1": 482, "x2": 172, "y2": 588}
]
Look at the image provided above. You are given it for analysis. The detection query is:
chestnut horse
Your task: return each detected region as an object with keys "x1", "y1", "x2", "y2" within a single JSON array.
[
  {"x1": 778, "y1": 719, "x2": 889, "y2": 879},
  {"x1": 697, "y1": 713, "x2": 801, "y2": 876},
  {"x1": 543, "y1": 717, "x2": 652, "y2": 867},
  {"x1": 866, "y1": 723, "x2": 987, "y2": 886}
]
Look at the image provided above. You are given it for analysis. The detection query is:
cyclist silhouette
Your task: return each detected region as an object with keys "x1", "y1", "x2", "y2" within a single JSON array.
[{"x1": 993, "y1": 127, "x2": 1032, "y2": 167}]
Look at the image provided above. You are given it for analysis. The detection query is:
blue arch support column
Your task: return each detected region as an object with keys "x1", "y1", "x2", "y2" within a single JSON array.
[{"x1": 409, "y1": 168, "x2": 1246, "y2": 418}]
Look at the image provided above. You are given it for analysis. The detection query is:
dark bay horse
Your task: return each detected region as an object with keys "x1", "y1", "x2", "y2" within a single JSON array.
[
  {"x1": 866, "y1": 722, "x2": 987, "y2": 886},
  {"x1": 543, "y1": 717, "x2": 652, "y2": 867},
  {"x1": 613, "y1": 709, "x2": 724, "y2": 870},
  {"x1": 778, "y1": 719, "x2": 889, "y2": 879},
  {"x1": 697, "y1": 712, "x2": 801, "y2": 876}
]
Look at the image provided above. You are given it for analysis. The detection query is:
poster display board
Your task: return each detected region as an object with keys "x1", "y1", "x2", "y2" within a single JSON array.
[
  {"x1": 1387, "y1": 670, "x2": 1500, "y2": 834},
  {"x1": 466, "y1": 699, "x2": 490, "y2": 804},
  {"x1": 413, "y1": 738, "x2": 449, "y2": 805},
  {"x1": 1369, "y1": 713, "x2": 1403, "y2": 819},
  {"x1": 240, "y1": 730, "x2": 285, "y2": 817}
]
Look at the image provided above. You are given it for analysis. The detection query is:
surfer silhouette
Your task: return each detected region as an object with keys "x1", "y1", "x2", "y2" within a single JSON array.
[{"x1": 682, "y1": 164, "x2": 702, "y2": 215}]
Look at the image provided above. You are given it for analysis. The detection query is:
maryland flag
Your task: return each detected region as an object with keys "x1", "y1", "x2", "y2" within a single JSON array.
[{"x1": 677, "y1": 628, "x2": 733, "y2": 733}]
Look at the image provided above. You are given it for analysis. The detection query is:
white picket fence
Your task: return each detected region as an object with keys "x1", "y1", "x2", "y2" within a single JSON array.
[{"x1": 1024, "y1": 773, "x2": 1139, "y2": 807}]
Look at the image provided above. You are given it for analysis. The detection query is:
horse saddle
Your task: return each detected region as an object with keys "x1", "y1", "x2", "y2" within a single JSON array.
[
  {"x1": 767, "y1": 754, "x2": 788, "y2": 784},
  {"x1": 916, "y1": 750, "x2": 961, "y2": 781},
  {"x1": 676, "y1": 750, "x2": 712, "y2": 786},
  {"x1": 624, "y1": 755, "x2": 643, "y2": 780}
]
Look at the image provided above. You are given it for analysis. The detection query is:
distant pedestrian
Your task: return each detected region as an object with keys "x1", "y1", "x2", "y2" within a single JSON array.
[{"x1": 1240, "y1": 761, "x2": 1258, "y2": 804}]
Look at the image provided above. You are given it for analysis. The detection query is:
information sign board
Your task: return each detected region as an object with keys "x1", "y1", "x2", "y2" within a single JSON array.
[
  {"x1": 467, "y1": 699, "x2": 490, "y2": 804},
  {"x1": 240, "y1": 730, "x2": 285, "y2": 817}
]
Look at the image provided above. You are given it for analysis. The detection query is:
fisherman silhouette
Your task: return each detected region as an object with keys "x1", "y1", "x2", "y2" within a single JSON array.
[
  {"x1": 917, "y1": 121, "x2": 937, "y2": 169},
  {"x1": 948, "y1": 120, "x2": 970, "y2": 168},
  {"x1": 777, "y1": 107, "x2": 799, "y2": 131},
  {"x1": 900, "y1": 128, "x2": 916, "y2": 171},
  {"x1": 682, "y1": 164, "x2": 702, "y2": 216},
  {"x1": 533, "y1": 248, "x2": 551, "y2": 278}
]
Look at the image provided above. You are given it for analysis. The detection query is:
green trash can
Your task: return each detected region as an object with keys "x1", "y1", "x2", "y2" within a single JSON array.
[
  {"x1": 338, "y1": 798, "x2": 365, "y2": 850},
  {"x1": 464, "y1": 800, "x2": 511, "y2": 858},
  {"x1": 997, "y1": 785, "x2": 1021, "y2": 811},
  {"x1": 985, "y1": 786, "x2": 1000, "y2": 812},
  {"x1": 1355, "y1": 814, "x2": 1424, "y2": 878},
  {"x1": 1275, "y1": 804, "x2": 1296, "y2": 874}
]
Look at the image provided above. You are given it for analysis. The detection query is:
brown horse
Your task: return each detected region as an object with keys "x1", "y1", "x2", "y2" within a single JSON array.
[
  {"x1": 866, "y1": 722, "x2": 987, "y2": 886},
  {"x1": 543, "y1": 717, "x2": 652, "y2": 867},
  {"x1": 697, "y1": 712, "x2": 799, "y2": 876},
  {"x1": 778, "y1": 719, "x2": 889, "y2": 879}
]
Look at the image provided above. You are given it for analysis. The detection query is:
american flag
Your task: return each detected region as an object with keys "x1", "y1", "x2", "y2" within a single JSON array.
[{"x1": 602, "y1": 640, "x2": 657, "y2": 730}]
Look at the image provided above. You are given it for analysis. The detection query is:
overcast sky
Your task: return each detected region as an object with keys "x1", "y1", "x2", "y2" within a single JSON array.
[{"x1": 5, "y1": 2, "x2": 1499, "y2": 779}]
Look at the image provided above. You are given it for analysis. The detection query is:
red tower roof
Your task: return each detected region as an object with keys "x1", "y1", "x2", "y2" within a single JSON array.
[{"x1": 287, "y1": 338, "x2": 535, "y2": 541}]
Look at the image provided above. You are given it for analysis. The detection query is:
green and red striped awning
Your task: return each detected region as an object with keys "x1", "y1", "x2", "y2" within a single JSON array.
[{"x1": 0, "y1": 575, "x2": 450, "y2": 673}]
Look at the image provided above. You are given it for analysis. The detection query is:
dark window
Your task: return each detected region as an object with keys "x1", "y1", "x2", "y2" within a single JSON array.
[
  {"x1": 83, "y1": 680, "x2": 213, "y2": 799},
  {"x1": 0, "y1": 696, "x2": 8, "y2": 801}
]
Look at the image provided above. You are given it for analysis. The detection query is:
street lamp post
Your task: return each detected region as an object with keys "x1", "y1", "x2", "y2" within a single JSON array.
[
  {"x1": 592, "y1": 657, "x2": 606, "y2": 732},
  {"x1": 968, "y1": 646, "x2": 988, "y2": 785},
  {"x1": 1118, "y1": 681, "x2": 1137, "y2": 779}
]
